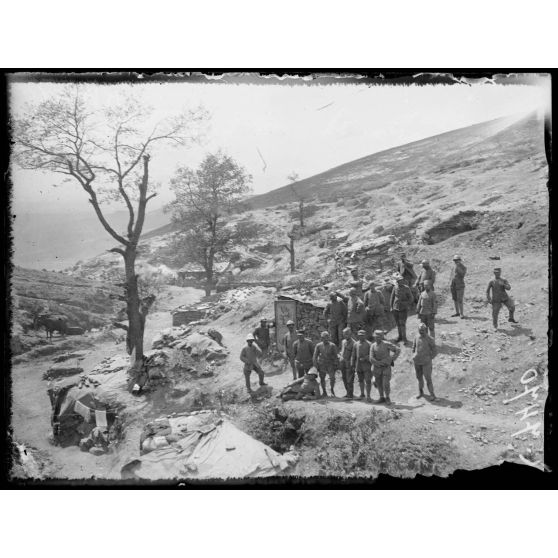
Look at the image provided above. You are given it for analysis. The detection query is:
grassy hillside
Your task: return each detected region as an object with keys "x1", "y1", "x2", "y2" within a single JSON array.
[{"x1": 247, "y1": 113, "x2": 544, "y2": 209}]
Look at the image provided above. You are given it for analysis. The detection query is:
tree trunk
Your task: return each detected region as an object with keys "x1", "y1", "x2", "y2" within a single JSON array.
[
  {"x1": 290, "y1": 236, "x2": 295, "y2": 272},
  {"x1": 124, "y1": 248, "x2": 144, "y2": 372},
  {"x1": 299, "y1": 200, "x2": 304, "y2": 228}
]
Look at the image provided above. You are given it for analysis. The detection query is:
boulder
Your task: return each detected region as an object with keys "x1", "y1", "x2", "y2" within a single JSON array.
[
  {"x1": 206, "y1": 328, "x2": 223, "y2": 345},
  {"x1": 181, "y1": 332, "x2": 228, "y2": 361},
  {"x1": 52, "y1": 350, "x2": 89, "y2": 363},
  {"x1": 43, "y1": 363, "x2": 84, "y2": 381}
]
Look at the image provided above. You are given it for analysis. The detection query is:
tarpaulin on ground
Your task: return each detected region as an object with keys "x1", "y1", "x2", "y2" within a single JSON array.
[
  {"x1": 121, "y1": 411, "x2": 298, "y2": 480},
  {"x1": 47, "y1": 376, "x2": 124, "y2": 447}
]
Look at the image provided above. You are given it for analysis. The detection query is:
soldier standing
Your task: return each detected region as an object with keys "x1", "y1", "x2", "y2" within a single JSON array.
[
  {"x1": 240, "y1": 334, "x2": 267, "y2": 393},
  {"x1": 313, "y1": 331, "x2": 339, "y2": 398},
  {"x1": 282, "y1": 320, "x2": 297, "y2": 380},
  {"x1": 398, "y1": 253, "x2": 417, "y2": 288},
  {"x1": 416, "y1": 279, "x2": 437, "y2": 338},
  {"x1": 415, "y1": 259, "x2": 436, "y2": 293},
  {"x1": 292, "y1": 328, "x2": 315, "y2": 378},
  {"x1": 390, "y1": 274, "x2": 414, "y2": 343},
  {"x1": 363, "y1": 280, "x2": 385, "y2": 340},
  {"x1": 486, "y1": 267, "x2": 518, "y2": 330},
  {"x1": 369, "y1": 330, "x2": 400, "y2": 405},
  {"x1": 323, "y1": 292, "x2": 347, "y2": 348},
  {"x1": 340, "y1": 287, "x2": 367, "y2": 336},
  {"x1": 339, "y1": 327, "x2": 356, "y2": 399},
  {"x1": 346, "y1": 268, "x2": 365, "y2": 299},
  {"x1": 253, "y1": 319, "x2": 271, "y2": 354},
  {"x1": 450, "y1": 255, "x2": 467, "y2": 318},
  {"x1": 412, "y1": 323, "x2": 437, "y2": 401},
  {"x1": 350, "y1": 329, "x2": 372, "y2": 401}
]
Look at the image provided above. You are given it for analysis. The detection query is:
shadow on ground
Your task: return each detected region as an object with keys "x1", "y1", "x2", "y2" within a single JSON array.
[{"x1": 429, "y1": 396, "x2": 463, "y2": 409}]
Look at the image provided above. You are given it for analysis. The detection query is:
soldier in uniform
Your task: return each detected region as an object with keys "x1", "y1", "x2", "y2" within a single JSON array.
[
  {"x1": 323, "y1": 292, "x2": 347, "y2": 348},
  {"x1": 412, "y1": 323, "x2": 437, "y2": 401},
  {"x1": 363, "y1": 280, "x2": 385, "y2": 340},
  {"x1": 240, "y1": 334, "x2": 267, "y2": 393},
  {"x1": 416, "y1": 279, "x2": 437, "y2": 338},
  {"x1": 279, "y1": 369, "x2": 321, "y2": 401},
  {"x1": 486, "y1": 267, "x2": 518, "y2": 329},
  {"x1": 390, "y1": 274, "x2": 414, "y2": 343},
  {"x1": 313, "y1": 331, "x2": 339, "y2": 398},
  {"x1": 369, "y1": 330, "x2": 400, "y2": 405},
  {"x1": 340, "y1": 287, "x2": 367, "y2": 336},
  {"x1": 292, "y1": 328, "x2": 315, "y2": 378},
  {"x1": 450, "y1": 255, "x2": 467, "y2": 318},
  {"x1": 415, "y1": 259, "x2": 436, "y2": 293},
  {"x1": 346, "y1": 267, "x2": 365, "y2": 299},
  {"x1": 398, "y1": 253, "x2": 417, "y2": 288},
  {"x1": 282, "y1": 319, "x2": 297, "y2": 380},
  {"x1": 350, "y1": 329, "x2": 372, "y2": 401},
  {"x1": 339, "y1": 327, "x2": 356, "y2": 399},
  {"x1": 253, "y1": 319, "x2": 271, "y2": 354}
]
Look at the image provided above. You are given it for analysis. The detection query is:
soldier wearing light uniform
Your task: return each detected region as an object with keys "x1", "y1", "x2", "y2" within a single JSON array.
[
  {"x1": 313, "y1": 331, "x2": 339, "y2": 398},
  {"x1": 340, "y1": 287, "x2": 367, "y2": 336},
  {"x1": 390, "y1": 274, "x2": 414, "y2": 343},
  {"x1": 346, "y1": 268, "x2": 365, "y2": 299},
  {"x1": 282, "y1": 320, "x2": 297, "y2": 380},
  {"x1": 416, "y1": 279, "x2": 437, "y2": 338},
  {"x1": 450, "y1": 255, "x2": 467, "y2": 318},
  {"x1": 240, "y1": 334, "x2": 267, "y2": 393},
  {"x1": 323, "y1": 292, "x2": 347, "y2": 348},
  {"x1": 486, "y1": 267, "x2": 517, "y2": 329},
  {"x1": 369, "y1": 330, "x2": 400, "y2": 405},
  {"x1": 350, "y1": 329, "x2": 372, "y2": 401},
  {"x1": 292, "y1": 329, "x2": 315, "y2": 378},
  {"x1": 412, "y1": 323, "x2": 437, "y2": 401},
  {"x1": 415, "y1": 260, "x2": 436, "y2": 293},
  {"x1": 339, "y1": 327, "x2": 356, "y2": 399},
  {"x1": 363, "y1": 280, "x2": 385, "y2": 340}
]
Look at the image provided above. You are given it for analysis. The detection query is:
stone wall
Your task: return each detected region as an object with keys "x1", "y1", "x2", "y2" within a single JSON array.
[
  {"x1": 172, "y1": 309, "x2": 206, "y2": 327},
  {"x1": 295, "y1": 301, "x2": 327, "y2": 342}
]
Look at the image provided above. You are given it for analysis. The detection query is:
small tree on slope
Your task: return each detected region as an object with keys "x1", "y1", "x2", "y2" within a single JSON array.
[{"x1": 166, "y1": 151, "x2": 252, "y2": 296}]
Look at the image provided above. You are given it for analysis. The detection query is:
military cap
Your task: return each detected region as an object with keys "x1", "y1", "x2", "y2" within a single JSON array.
[
  {"x1": 296, "y1": 328, "x2": 306, "y2": 334},
  {"x1": 350, "y1": 268, "x2": 359, "y2": 275},
  {"x1": 246, "y1": 334, "x2": 255, "y2": 341},
  {"x1": 421, "y1": 259, "x2": 430, "y2": 265},
  {"x1": 493, "y1": 267, "x2": 502, "y2": 272},
  {"x1": 367, "y1": 279, "x2": 377, "y2": 287},
  {"x1": 357, "y1": 329, "x2": 367, "y2": 335},
  {"x1": 349, "y1": 287, "x2": 357, "y2": 295},
  {"x1": 321, "y1": 331, "x2": 330, "y2": 338},
  {"x1": 342, "y1": 327, "x2": 352, "y2": 334},
  {"x1": 452, "y1": 254, "x2": 461, "y2": 261},
  {"x1": 286, "y1": 320, "x2": 294, "y2": 326},
  {"x1": 424, "y1": 279, "x2": 433, "y2": 286},
  {"x1": 307, "y1": 368, "x2": 318, "y2": 376},
  {"x1": 394, "y1": 273, "x2": 404, "y2": 281},
  {"x1": 260, "y1": 318, "x2": 267, "y2": 322},
  {"x1": 373, "y1": 329, "x2": 384, "y2": 336},
  {"x1": 418, "y1": 323, "x2": 428, "y2": 330}
]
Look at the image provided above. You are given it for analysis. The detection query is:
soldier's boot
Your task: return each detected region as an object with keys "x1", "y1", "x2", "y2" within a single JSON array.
[
  {"x1": 395, "y1": 326, "x2": 403, "y2": 343},
  {"x1": 377, "y1": 384, "x2": 385, "y2": 404},
  {"x1": 320, "y1": 378, "x2": 328, "y2": 398},
  {"x1": 401, "y1": 325, "x2": 408, "y2": 343},
  {"x1": 365, "y1": 383, "x2": 372, "y2": 403},
  {"x1": 358, "y1": 381, "x2": 365, "y2": 399},
  {"x1": 384, "y1": 380, "x2": 392, "y2": 405},
  {"x1": 508, "y1": 310, "x2": 518, "y2": 323},
  {"x1": 330, "y1": 380, "x2": 336, "y2": 398},
  {"x1": 458, "y1": 302, "x2": 465, "y2": 318},
  {"x1": 451, "y1": 301, "x2": 460, "y2": 317}
]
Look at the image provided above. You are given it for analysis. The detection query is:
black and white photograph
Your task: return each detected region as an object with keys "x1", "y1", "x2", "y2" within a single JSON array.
[{"x1": 3, "y1": 71, "x2": 552, "y2": 485}]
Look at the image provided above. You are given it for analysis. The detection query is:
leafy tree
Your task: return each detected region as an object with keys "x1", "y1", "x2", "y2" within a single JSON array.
[
  {"x1": 167, "y1": 151, "x2": 252, "y2": 295},
  {"x1": 12, "y1": 85, "x2": 208, "y2": 384}
]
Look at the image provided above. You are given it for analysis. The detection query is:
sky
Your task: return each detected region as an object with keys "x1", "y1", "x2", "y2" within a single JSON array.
[{"x1": 9, "y1": 75, "x2": 551, "y2": 215}]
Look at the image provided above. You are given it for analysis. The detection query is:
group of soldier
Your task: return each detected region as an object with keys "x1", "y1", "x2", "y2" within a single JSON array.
[{"x1": 240, "y1": 252, "x2": 518, "y2": 406}]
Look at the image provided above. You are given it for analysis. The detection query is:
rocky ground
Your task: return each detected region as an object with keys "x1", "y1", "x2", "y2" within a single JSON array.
[{"x1": 9, "y1": 112, "x2": 549, "y2": 480}]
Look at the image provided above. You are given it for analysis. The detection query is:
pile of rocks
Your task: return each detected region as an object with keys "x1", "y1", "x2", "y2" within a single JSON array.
[
  {"x1": 152, "y1": 326, "x2": 193, "y2": 349},
  {"x1": 90, "y1": 354, "x2": 130, "y2": 375}
]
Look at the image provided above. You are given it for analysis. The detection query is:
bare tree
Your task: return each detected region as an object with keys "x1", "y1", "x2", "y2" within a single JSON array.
[
  {"x1": 287, "y1": 171, "x2": 305, "y2": 228},
  {"x1": 283, "y1": 231, "x2": 296, "y2": 273},
  {"x1": 12, "y1": 86, "x2": 208, "y2": 385}
]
